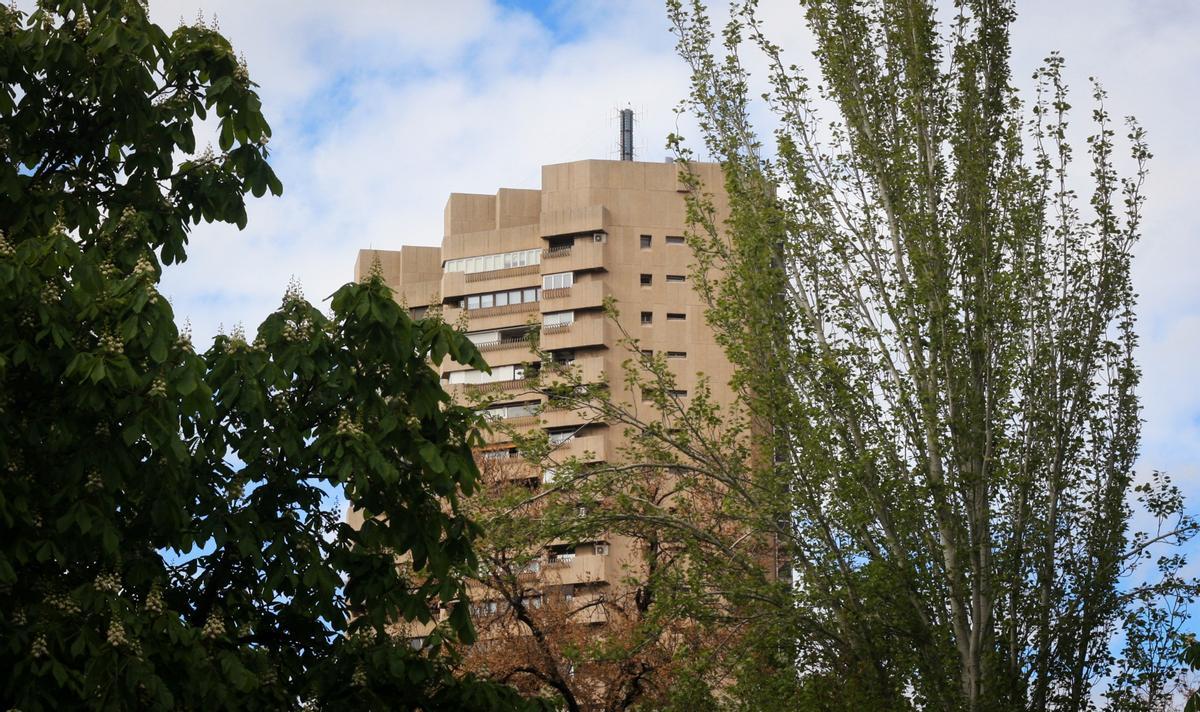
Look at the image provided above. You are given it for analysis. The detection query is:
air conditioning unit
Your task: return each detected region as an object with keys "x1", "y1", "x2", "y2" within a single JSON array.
[
  {"x1": 595, "y1": 543, "x2": 610, "y2": 556},
  {"x1": 592, "y1": 232, "x2": 606, "y2": 243}
]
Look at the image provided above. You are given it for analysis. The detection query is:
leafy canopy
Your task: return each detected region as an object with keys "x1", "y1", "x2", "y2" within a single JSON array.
[{"x1": 0, "y1": 2, "x2": 542, "y2": 709}]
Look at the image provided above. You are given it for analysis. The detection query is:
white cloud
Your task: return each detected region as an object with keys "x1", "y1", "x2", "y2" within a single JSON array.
[
  {"x1": 153, "y1": 0, "x2": 697, "y2": 340},
  {"x1": 16, "y1": 0, "x2": 1186, "y2": 493}
]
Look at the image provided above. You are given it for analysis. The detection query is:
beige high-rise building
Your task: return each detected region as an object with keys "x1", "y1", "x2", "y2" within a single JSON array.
[{"x1": 353, "y1": 157, "x2": 734, "y2": 660}]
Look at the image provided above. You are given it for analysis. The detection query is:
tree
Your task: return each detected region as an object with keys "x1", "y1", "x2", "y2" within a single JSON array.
[
  {"x1": 644, "y1": 0, "x2": 1199, "y2": 709},
  {"x1": 434, "y1": 315, "x2": 784, "y2": 712},
  {"x1": 0, "y1": 2, "x2": 540, "y2": 709}
]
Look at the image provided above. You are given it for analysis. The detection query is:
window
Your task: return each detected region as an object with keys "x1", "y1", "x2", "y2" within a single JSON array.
[
  {"x1": 481, "y1": 448, "x2": 518, "y2": 460},
  {"x1": 548, "y1": 547, "x2": 576, "y2": 563},
  {"x1": 548, "y1": 429, "x2": 576, "y2": 445},
  {"x1": 464, "y1": 287, "x2": 539, "y2": 310},
  {"x1": 467, "y1": 330, "x2": 499, "y2": 345},
  {"x1": 640, "y1": 311, "x2": 653, "y2": 325},
  {"x1": 543, "y1": 311, "x2": 574, "y2": 327},
  {"x1": 543, "y1": 272, "x2": 574, "y2": 291},
  {"x1": 640, "y1": 274, "x2": 652, "y2": 286},
  {"x1": 445, "y1": 248, "x2": 540, "y2": 274},
  {"x1": 666, "y1": 312, "x2": 686, "y2": 321},
  {"x1": 450, "y1": 364, "x2": 525, "y2": 385},
  {"x1": 667, "y1": 351, "x2": 687, "y2": 359},
  {"x1": 668, "y1": 389, "x2": 688, "y2": 397},
  {"x1": 666, "y1": 274, "x2": 686, "y2": 283},
  {"x1": 665, "y1": 235, "x2": 685, "y2": 245},
  {"x1": 480, "y1": 401, "x2": 538, "y2": 420},
  {"x1": 641, "y1": 349, "x2": 653, "y2": 358},
  {"x1": 640, "y1": 235, "x2": 652, "y2": 249}
]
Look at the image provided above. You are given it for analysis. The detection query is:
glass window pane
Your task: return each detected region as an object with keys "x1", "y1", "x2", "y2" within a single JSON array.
[
  {"x1": 467, "y1": 296, "x2": 479, "y2": 310},
  {"x1": 495, "y1": 291, "x2": 509, "y2": 307},
  {"x1": 524, "y1": 288, "x2": 537, "y2": 302}
]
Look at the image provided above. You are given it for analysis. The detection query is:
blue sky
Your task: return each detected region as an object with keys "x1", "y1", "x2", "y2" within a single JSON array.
[{"x1": 126, "y1": 1, "x2": 1200, "y2": 517}]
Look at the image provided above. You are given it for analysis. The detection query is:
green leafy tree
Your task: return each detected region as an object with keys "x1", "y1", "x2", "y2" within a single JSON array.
[
  {"x1": 472, "y1": 0, "x2": 1200, "y2": 709},
  {"x1": 0, "y1": 2, "x2": 541, "y2": 709},
  {"x1": 646, "y1": 0, "x2": 1200, "y2": 709}
]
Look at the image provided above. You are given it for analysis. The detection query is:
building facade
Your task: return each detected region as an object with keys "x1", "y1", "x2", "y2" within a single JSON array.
[{"x1": 352, "y1": 158, "x2": 735, "y2": 691}]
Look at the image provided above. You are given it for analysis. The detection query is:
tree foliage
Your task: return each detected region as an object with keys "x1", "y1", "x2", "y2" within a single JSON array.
[
  {"x1": 645, "y1": 0, "x2": 1198, "y2": 709},
  {"x1": 0, "y1": 2, "x2": 539, "y2": 709}
]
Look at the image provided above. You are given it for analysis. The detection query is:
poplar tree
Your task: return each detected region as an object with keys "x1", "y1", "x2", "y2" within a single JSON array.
[{"x1": 631, "y1": 0, "x2": 1200, "y2": 709}]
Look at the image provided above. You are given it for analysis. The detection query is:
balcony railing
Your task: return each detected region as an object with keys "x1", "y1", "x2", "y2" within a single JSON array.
[
  {"x1": 542, "y1": 287, "x2": 571, "y2": 300},
  {"x1": 465, "y1": 264, "x2": 540, "y2": 283},
  {"x1": 543, "y1": 246, "x2": 573, "y2": 259},
  {"x1": 462, "y1": 301, "x2": 538, "y2": 320},
  {"x1": 464, "y1": 378, "x2": 535, "y2": 395},
  {"x1": 474, "y1": 335, "x2": 533, "y2": 353}
]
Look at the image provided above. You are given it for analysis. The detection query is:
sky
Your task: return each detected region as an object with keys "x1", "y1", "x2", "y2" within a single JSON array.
[{"x1": 131, "y1": 1, "x2": 1200, "y2": 504}]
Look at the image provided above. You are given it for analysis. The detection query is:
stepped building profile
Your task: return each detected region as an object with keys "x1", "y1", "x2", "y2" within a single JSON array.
[{"x1": 351, "y1": 155, "x2": 736, "y2": 693}]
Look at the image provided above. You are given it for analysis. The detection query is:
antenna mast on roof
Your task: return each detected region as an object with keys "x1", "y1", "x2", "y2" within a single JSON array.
[{"x1": 619, "y1": 107, "x2": 634, "y2": 161}]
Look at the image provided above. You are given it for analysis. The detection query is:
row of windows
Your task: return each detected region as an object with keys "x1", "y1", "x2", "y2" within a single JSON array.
[
  {"x1": 448, "y1": 363, "x2": 528, "y2": 385},
  {"x1": 639, "y1": 234, "x2": 687, "y2": 248},
  {"x1": 464, "y1": 287, "x2": 538, "y2": 310},
  {"x1": 640, "y1": 273, "x2": 687, "y2": 286},
  {"x1": 543, "y1": 310, "x2": 574, "y2": 327},
  {"x1": 641, "y1": 349, "x2": 688, "y2": 359},
  {"x1": 445, "y1": 248, "x2": 540, "y2": 274},
  {"x1": 640, "y1": 311, "x2": 687, "y2": 324},
  {"x1": 542, "y1": 271, "x2": 573, "y2": 291},
  {"x1": 479, "y1": 401, "x2": 538, "y2": 420}
]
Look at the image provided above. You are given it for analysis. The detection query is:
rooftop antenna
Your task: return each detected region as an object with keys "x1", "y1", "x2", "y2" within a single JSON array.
[{"x1": 619, "y1": 107, "x2": 634, "y2": 161}]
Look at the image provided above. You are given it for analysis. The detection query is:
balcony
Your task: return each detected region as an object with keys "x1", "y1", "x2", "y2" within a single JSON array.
[
  {"x1": 538, "y1": 279, "x2": 606, "y2": 312},
  {"x1": 442, "y1": 266, "x2": 539, "y2": 300},
  {"x1": 540, "y1": 312, "x2": 614, "y2": 351},
  {"x1": 540, "y1": 239, "x2": 607, "y2": 274},
  {"x1": 539, "y1": 205, "x2": 609, "y2": 238},
  {"x1": 462, "y1": 377, "x2": 536, "y2": 397},
  {"x1": 541, "y1": 553, "x2": 612, "y2": 586},
  {"x1": 568, "y1": 592, "x2": 608, "y2": 625},
  {"x1": 541, "y1": 407, "x2": 603, "y2": 430},
  {"x1": 539, "y1": 356, "x2": 608, "y2": 388},
  {"x1": 442, "y1": 302, "x2": 540, "y2": 333},
  {"x1": 548, "y1": 433, "x2": 609, "y2": 464},
  {"x1": 476, "y1": 454, "x2": 539, "y2": 483}
]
